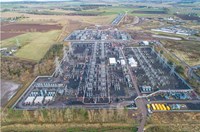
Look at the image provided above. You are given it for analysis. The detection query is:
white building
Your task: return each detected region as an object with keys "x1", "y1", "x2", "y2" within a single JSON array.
[
  {"x1": 128, "y1": 57, "x2": 138, "y2": 67},
  {"x1": 141, "y1": 41, "x2": 149, "y2": 46},
  {"x1": 44, "y1": 96, "x2": 54, "y2": 103},
  {"x1": 34, "y1": 96, "x2": 44, "y2": 104},
  {"x1": 120, "y1": 59, "x2": 126, "y2": 65},
  {"x1": 109, "y1": 58, "x2": 117, "y2": 65},
  {"x1": 24, "y1": 96, "x2": 35, "y2": 104}
]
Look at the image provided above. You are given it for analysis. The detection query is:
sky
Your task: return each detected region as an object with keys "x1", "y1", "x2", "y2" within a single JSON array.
[{"x1": 1, "y1": 0, "x2": 94, "y2": 1}]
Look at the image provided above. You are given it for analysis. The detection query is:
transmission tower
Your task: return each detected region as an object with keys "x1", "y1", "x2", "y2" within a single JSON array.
[
  {"x1": 54, "y1": 56, "x2": 63, "y2": 76},
  {"x1": 63, "y1": 46, "x2": 69, "y2": 62},
  {"x1": 170, "y1": 64, "x2": 175, "y2": 75},
  {"x1": 15, "y1": 38, "x2": 21, "y2": 48},
  {"x1": 68, "y1": 43, "x2": 72, "y2": 54}
]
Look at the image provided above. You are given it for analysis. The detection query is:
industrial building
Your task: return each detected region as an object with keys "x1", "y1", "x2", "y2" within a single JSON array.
[{"x1": 152, "y1": 26, "x2": 199, "y2": 36}]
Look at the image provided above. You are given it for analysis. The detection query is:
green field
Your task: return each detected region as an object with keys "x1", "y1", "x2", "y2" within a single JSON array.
[
  {"x1": 73, "y1": 6, "x2": 133, "y2": 16},
  {"x1": 72, "y1": 6, "x2": 170, "y2": 17},
  {"x1": 1, "y1": 30, "x2": 61, "y2": 61},
  {"x1": 168, "y1": 2, "x2": 200, "y2": 15}
]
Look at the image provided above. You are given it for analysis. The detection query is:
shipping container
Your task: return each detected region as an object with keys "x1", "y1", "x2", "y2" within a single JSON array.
[
  {"x1": 162, "y1": 104, "x2": 167, "y2": 110},
  {"x1": 166, "y1": 106, "x2": 171, "y2": 110},
  {"x1": 158, "y1": 104, "x2": 163, "y2": 110},
  {"x1": 147, "y1": 104, "x2": 151, "y2": 109},
  {"x1": 151, "y1": 104, "x2": 156, "y2": 110},
  {"x1": 155, "y1": 104, "x2": 160, "y2": 110}
]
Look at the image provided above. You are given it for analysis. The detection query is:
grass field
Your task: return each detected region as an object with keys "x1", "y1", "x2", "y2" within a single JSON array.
[
  {"x1": 146, "y1": 112, "x2": 200, "y2": 132},
  {"x1": 168, "y1": 4, "x2": 200, "y2": 15},
  {"x1": 1, "y1": 107, "x2": 137, "y2": 132},
  {"x1": 1, "y1": 30, "x2": 61, "y2": 61},
  {"x1": 2, "y1": 124, "x2": 137, "y2": 132},
  {"x1": 161, "y1": 40, "x2": 200, "y2": 66},
  {"x1": 75, "y1": 6, "x2": 170, "y2": 17},
  {"x1": 1, "y1": 11, "x2": 115, "y2": 25},
  {"x1": 15, "y1": 30, "x2": 61, "y2": 61}
]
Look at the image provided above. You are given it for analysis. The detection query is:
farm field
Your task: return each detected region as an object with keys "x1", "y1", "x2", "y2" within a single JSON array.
[
  {"x1": 1, "y1": 30, "x2": 61, "y2": 61},
  {"x1": 1, "y1": 23, "x2": 62, "y2": 40},
  {"x1": 1, "y1": 11, "x2": 115, "y2": 25},
  {"x1": 15, "y1": 30, "x2": 61, "y2": 61},
  {"x1": 1, "y1": 33, "x2": 24, "y2": 40},
  {"x1": 72, "y1": 6, "x2": 171, "y2": 17}
]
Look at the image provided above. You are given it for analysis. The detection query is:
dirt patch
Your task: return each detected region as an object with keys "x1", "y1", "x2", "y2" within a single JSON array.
[
  {"x1": 1, "y1": 23, "x2": 62, "y2": 32},
  {"x1": 1, "y1": 32, "x2": 24, "y2": 40},
  {"x1": 1, "y1": 79, "x2": 21, "y2": 107},
  {"x1": 1, "y1": 23, "x2": 62, "y2": 40},
  {"x1": 128, "y1": 31, "x2": 158, "y2": 40},
  {"x1": 175, "y1": 14, "x2": 200, "y2": 22}
]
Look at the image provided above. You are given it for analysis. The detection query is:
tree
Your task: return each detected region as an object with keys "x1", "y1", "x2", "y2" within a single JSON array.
[
  {"x1": 168, "y1": 60, "x2": 173, "y2": 66},
  {"x1": 175, "y1": 65, "x2": 184, "y2": 74}
]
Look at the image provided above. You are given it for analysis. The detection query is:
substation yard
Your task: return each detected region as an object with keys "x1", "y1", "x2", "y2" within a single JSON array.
[
  {"x1": 13, "y1": 28, "x2": 199, "y2": 110},
  {"x1": 14, "y1": 41, "x2": 138, "y2": 109},
  {"x1": 65, "y1": 29, "x2": 131, "y2": 42},
  {"x1": 124, "y1": 47, "x2": 191, "y2": 92}
]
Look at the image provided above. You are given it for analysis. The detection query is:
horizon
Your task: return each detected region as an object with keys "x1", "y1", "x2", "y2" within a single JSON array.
[{"x1": 1, "y1": 0, "x2": 67, "y2": 2}]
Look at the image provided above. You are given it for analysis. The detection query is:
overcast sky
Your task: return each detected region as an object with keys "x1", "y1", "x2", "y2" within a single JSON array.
[{"x1": 1, "y1": 0, "x2": 63, "y2": 2}]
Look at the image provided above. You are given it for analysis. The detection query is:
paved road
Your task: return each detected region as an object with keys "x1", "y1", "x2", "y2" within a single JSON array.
[
  {"x1": 135, "y1": 98, "x2": 148, "y2": 132},
  {"x1": 188, "y1": 64, "x2": 200, "y2": 82},
  {"x1": 111, "y1": 13, "x2": 126, "y2": 26},
  {"x1": 120, "y1": 47, "x2": 147, "y2": 132}
]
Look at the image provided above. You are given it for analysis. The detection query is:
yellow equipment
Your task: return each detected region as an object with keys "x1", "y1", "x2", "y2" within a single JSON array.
[
  {"x1": 158, "y1": 104, "x2": 163, "y2": 110},
  {"x1": 166, "y1": 106, "x2": 171, "y2": 110},
  {"x1": 151, "y1": 104, "x2": 156, "y2": 110},
  {"x1": 155, "y1": 104, "x2": 160, "y2": 110},
  {"x1": 161, "y1": 104, "x2": 167, "y2": 110},
  {"x1": 147, "y1": 104, "x2": 151, "y2": 109}
]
